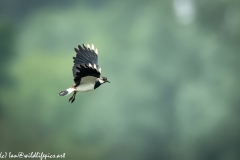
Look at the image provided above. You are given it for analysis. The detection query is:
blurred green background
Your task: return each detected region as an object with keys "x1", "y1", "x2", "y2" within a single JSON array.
[{"x1": 0, "y1": 0, "x2": 240, "y2": 160}]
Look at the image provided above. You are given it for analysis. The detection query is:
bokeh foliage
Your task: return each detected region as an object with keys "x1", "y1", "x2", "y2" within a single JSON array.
[{"x1": 0, "y1": 0, "x2": 240, "y2": 160}]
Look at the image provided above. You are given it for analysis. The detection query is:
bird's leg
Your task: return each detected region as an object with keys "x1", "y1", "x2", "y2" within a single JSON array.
[
  {"x1": 69, "y1": 92, "x2": 76, "y2": 103},
  {"x1": 71, "y1": 92, "x2": 76, "y2": 103},
  {"x1": 69, "y1": 94, "x2": 73, "y2": 102},
  {"x1": 69, "y1": 92, "x2": 75, "y2": 102}
]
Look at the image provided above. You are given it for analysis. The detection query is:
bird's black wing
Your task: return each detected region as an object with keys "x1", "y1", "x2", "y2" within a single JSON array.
[{"x1": 72, "y1": 44, "x2": 101, "y2": 86}]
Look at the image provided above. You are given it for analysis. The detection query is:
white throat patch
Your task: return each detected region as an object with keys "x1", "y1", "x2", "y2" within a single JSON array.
[{"x1": 98, "y1": 79, "x2": 105, "y2": 84}]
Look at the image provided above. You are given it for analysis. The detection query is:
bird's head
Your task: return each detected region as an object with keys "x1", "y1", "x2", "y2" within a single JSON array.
[{"x1": 98, "y1": 76, "x2": 110, "y2": 84}]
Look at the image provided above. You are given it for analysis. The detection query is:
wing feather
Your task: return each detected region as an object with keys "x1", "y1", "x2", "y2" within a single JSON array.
[{"x1": 72, "y1": 44, "x2": 101, "y2": 86}]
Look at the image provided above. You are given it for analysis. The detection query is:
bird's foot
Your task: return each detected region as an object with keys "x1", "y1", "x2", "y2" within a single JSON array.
[
  {"x1": 69, "y1": 96, "x2": 73, "y2": 102},
  {"x1": 69, "y1": 92, "x2": 76, "y2": 103},
  {"x1": 71, "y1": 97, "x2": 75, "y2": 103},
  {"x1": 69, "y1": 95, "x2": 75, "y2": 103}
]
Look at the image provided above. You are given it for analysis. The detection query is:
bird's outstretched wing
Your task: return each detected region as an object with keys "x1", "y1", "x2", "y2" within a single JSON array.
[
  {"x1": 73, "y1": 44, "x2": 98, "y2": 67},
  {"x1": 72, "y1": 44, "x2": 101, "y2": 85}
]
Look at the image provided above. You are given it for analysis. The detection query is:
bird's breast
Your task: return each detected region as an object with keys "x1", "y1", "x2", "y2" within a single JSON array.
[
  {"x1": 76, "y1": 76, "x2": 97, "y2": 92},
  {"x1": 76, "y1": 83, "x2": 94, "y2": 92}
]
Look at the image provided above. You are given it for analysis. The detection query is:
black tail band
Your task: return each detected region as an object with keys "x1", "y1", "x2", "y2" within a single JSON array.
[{"x1": 59, "y1": 90, "x2": 68, "y2": 96}]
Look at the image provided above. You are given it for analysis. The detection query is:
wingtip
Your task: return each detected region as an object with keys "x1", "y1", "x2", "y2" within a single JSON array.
[
  {"x1": 74, "y1": 48, "x2": 79, "y2": 52},
  {"x1": 87, "y1": 44, "x2": 90, "y2": 49},
  {"x1": 88, "y1": 63, "x2": 92, "y2": 68},
  {"x1": 83, "y1": 44, "x2": 87, "y2": 49},
  {"x1": 78, "y1": 45, "x2": 82, "y2": 50},
  {"x1": 96, "y1": 48, "x2": 98, "y2": 55},
  {"x1": 94, "y1": 64, "x2": 97, "y2": 69}
]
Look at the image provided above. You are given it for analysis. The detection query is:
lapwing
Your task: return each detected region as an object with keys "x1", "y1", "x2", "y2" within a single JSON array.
[{"x1": 59, "y1": 44, "x2": 110, "y2": 103}]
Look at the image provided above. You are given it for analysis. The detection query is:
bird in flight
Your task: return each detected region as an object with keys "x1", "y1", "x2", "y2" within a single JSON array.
[{"x1": 59, "y1": 44, "x2": 110, "y2": 103}]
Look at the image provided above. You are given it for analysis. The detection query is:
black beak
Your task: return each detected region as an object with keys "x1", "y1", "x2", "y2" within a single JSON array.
[{"x1": 106, "y1": 80, "x2": 110, "y2": 83}]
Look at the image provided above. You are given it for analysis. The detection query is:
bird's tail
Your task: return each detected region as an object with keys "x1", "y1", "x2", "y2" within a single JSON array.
[{"x1": 59, "y1": 87, "x2": 75, "y2": 96}]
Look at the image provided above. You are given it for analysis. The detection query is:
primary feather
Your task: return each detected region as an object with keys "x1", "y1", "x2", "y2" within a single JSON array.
[{"x1": 72, "y1": 44, "x2": 101, "y2": 86}]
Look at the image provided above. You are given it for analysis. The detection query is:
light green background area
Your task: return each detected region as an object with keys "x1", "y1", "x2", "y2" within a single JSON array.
[{"x1": 0, "y1": 0, "x2": 240, "y2": 160}]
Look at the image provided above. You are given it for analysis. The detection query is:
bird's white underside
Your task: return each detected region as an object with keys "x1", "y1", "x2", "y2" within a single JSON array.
[
  {"x1": 76, "y1": 76, "x2": 97, "y2": 92},
  {"x1": 99, "y1": 79, "x2": 104, "y2": 83}
]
